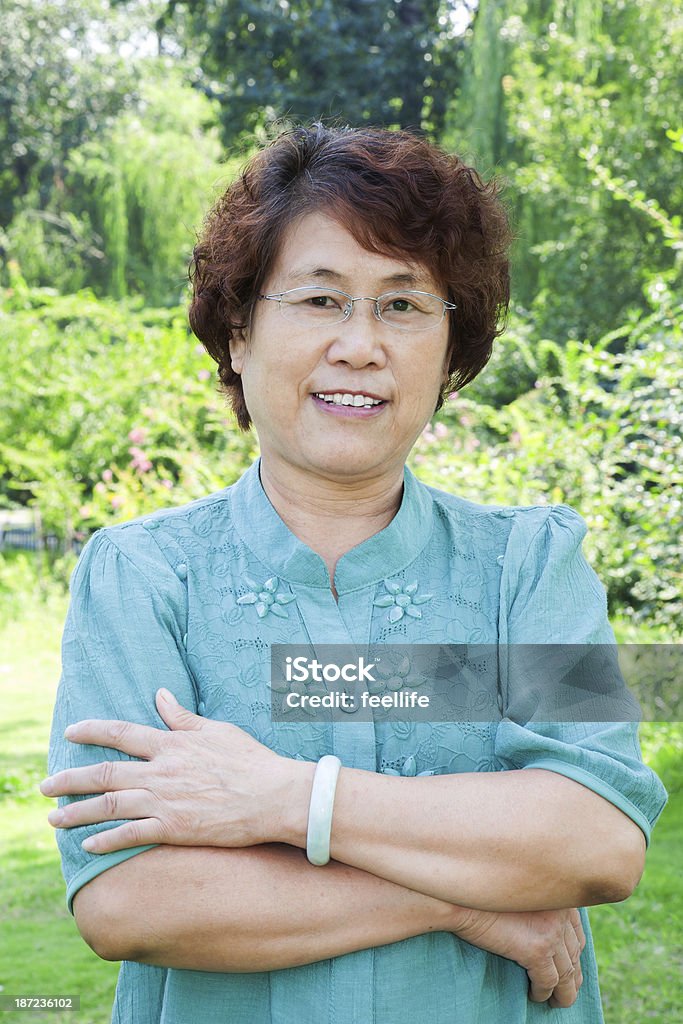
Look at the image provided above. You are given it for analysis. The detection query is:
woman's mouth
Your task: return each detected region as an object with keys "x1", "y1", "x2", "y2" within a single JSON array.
[{"x1": 311, "y1": 391, "x2": 387, "y2": 417}]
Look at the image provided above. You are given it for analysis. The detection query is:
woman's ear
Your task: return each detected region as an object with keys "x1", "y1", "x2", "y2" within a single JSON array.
[{"x1": 229, "y1": 330, "x2": 247, "y2": 374}]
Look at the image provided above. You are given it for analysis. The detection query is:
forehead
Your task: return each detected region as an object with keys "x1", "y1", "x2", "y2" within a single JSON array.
[{"x1": 268, "y1": 211, "x2": 438, "y2": 290}]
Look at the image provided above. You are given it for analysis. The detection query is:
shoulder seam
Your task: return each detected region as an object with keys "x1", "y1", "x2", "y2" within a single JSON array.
[
  {"x1": 106, "y1": 489, "x2": 232, "y2": 533},
  {"x1": 90, "y1": 528, "x2": 186, "y2": 611}
]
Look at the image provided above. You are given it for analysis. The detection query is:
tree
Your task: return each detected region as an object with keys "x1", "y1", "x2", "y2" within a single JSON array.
[
  {"x1": 0, "y1": 0, "x2": 142, "y2": 227},
  {"x1": 155, "y1": 0, "x2": 465, "y2": 144},
  {"x1": 443, "y1": 0, "x2": 683, "y2": 342}
]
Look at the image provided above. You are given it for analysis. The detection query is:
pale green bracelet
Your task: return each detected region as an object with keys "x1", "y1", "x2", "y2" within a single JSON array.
[{"x1": 306, "y1": 755, "x2": 342, "y2": 866}]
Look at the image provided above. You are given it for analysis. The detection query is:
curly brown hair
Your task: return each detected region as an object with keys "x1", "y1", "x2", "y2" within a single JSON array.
[{"x1": 189, "y1": 123, "x2": 512, "y2": 431}]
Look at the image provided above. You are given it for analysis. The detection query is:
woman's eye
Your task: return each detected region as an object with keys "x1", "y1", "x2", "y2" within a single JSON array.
[
  {"x1": 387, "y1": 297, "x2": 415, "y2": 313},
  {"x1": 308, "y1": 293, "x2": 340, "y2": 308}
]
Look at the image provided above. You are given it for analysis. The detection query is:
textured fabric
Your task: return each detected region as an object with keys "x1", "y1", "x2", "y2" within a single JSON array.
[{"x1": 48, "y1": 458, "x2": 668, "y2": 1024}]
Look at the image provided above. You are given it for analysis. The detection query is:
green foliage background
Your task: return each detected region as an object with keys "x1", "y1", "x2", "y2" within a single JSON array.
[{"x1": 0, "y1": 0, "x2": 681, "y2": 1019}]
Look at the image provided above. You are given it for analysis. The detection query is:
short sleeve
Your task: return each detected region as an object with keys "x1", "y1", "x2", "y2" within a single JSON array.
[
  {"x1": 47, "y1": 524, "x2": 200, "y2": 914},
  {"x1": 495, "y1": 504, "x2": 668, "y2": 848}
]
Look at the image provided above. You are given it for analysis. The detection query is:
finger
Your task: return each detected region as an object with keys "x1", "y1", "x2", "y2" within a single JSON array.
[
  {"x1": 155, "y1": 689, "x2": 205, "y2": 731},
  {"x1": 40, "y1": 759, "x2": 143, "y2": 798},
  {"x1": 64, "y1": 718, "x2": 166, "y2": 759},
  {"x1": 47, "y1": 789, "x2": 152, "y2": 829},
  {"x1": 570, "y1": 907, "x2": 587, "y2": 953},
  {"x1": 562, "y1": 916, "x2": 583, "y2": 967},
  {"x1": 527, "y1": 955, "x2": 559, "y2": 1004},
  {"x1": 80, "y1": 819, "x2": 165, "y2": 855},
  {"x1": 546, "y1": 943, "x2": 580, "y2": 1008}
]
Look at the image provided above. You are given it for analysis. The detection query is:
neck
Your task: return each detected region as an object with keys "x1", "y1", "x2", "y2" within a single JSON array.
[{"x1": 258, "y1": 458, "x2": 404, "y2": 588}]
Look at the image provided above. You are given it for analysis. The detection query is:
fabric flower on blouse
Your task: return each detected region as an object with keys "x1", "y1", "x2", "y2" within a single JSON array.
[
  {"x1": 373, "y1": 579, "x2": 433, "y2": 623},
  {"x1": 236, "y1": 575, "x2": 296, "y2": 618}
]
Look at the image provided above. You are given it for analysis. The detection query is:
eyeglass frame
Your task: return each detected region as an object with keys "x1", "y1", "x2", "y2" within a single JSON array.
[{"x1": 257, "y1": 285, "x2": 457, "y2": 332}]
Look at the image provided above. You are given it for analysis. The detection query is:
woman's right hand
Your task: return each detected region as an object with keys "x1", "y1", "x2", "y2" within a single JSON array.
[{"x1": 448, "y1": 905, "x2": 586, "y2": 1008}]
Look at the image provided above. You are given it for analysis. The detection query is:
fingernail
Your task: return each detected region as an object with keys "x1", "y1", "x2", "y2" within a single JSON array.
[
  {"x1": 64, "y1": 725, "x2": 76, "y2": 739},
  {"x1": 82, "y1": 837, "x2": 97, "y2": 852},
  {"x1": 158, "y1": 688, "x2": 178, "y2": 705},
  {"x1": 40, "y1": 778, "x2": 55, "y2": 796}
]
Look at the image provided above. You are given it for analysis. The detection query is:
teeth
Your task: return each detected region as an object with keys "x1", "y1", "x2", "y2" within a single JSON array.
[{"x1": 314, "y1": 392, "x2": 383, "y2": 408}]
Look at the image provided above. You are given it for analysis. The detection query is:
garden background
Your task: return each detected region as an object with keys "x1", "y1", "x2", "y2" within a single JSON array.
[{"x1": 0, "y1": 0, "x2": 681, "y2": 1020}]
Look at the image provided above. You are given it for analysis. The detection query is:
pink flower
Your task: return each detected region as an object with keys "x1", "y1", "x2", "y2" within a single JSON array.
[
  {"x1": 78, "y1": 505, "x2": 91, "y2": 518},
  {"x1": 161, "y1": 479, "x2": 173, "y2": 489},
  {"x1": 94, "y1": 482, "x2": 106, "y2": 494},
  {"x1": 129, "y1": 446, "x2": 153, "y2": 473},
  {"x1": 128, "y1": 426, "x2": 147, "y2": 444},
  {"x1": 198, "y1": 369, "x2": 211, "y2": 381},
  {"x1": 195, "y1": 344, "x2": 205, "y2": 355},
  {"x1": 448, "y1": 391, "x2": 459, "y2": 401},
  {"x1": 111, "y1": 496, "x2": 123, "y2": 509},
  {"x1": 435, "y1": 422, "x2": 448, "y2": 438},
  {"x1": 102, "y1": 468, "x2": 113, "y2": 482}
]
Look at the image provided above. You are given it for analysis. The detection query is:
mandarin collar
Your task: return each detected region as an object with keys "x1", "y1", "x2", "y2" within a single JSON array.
[{"x1": 228, "y1": 458, "x2": 434, "y2": 594}]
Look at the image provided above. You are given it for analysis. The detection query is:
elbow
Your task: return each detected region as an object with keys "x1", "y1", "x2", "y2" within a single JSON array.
[
  {"x1": 583, "y1": 823, "x2": 647, "y2": 906},
  {"x1": 73, "y1": 884, "x2": 147, "y2": 964}
]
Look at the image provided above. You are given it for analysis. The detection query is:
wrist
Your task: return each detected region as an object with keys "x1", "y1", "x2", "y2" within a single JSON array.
[{"x1": 272, "y1": 757, "x2": 316, "y2": 848}]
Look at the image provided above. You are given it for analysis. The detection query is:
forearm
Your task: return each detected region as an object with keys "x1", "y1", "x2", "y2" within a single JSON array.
[
  {"x1": 87, "y1": 842, "x2": 462, "y2": 971},
  {"x1": 281, "y1": 763, "x2": 643, "y2": 912}
]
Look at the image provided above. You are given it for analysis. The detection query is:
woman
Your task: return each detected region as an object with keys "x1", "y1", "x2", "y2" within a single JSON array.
[{"x1": 43, "y1": 124, "x2": 667, "y2": 1024}]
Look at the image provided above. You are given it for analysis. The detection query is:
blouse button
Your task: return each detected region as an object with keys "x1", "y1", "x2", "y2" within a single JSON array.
[
  {"x1": 198, "y1": 701, "x2": 206, "y2": 715},
  {"x1": 496, "y1": 554, "x2": 505, "y2": 566},
  {"x1": 144, "y1": 520, "x2": 160, "y2": 530},
  {"x1": 175, "y1": 562, "x2": 188, "y2": 580},
  {"x1": 339, "y1": 691, "x2": 360, "y2": 713},
  {"x1": 498, "y1": 509, "x2": 515, "y2": 519}
]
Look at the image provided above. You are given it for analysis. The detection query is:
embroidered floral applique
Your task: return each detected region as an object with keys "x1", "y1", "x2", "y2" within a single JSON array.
[
  {"x1": 383, "y1": 754, "x2": 436, "y2": 777},
  {"x1": 236, "y1": 575, "x2": 296, "y2": 619},
  {"x1": 368, "y1": 651, "x2": 428, "y2": 697},
  {"x1": 373, "y1": 579, "x2": 433, "y2": 623}
]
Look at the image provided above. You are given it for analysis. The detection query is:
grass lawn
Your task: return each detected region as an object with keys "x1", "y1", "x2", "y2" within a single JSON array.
[{"x1": 0, "y1": 593, "x2": 681, "y2": 1023}]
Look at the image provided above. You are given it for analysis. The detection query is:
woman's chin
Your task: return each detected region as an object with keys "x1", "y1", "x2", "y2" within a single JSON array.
[{"x1": 267, "y1": 446, "x2": 400, "y2": 485}]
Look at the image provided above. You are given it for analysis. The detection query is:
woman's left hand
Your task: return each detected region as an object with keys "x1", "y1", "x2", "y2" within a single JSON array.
[{"x1": 40, "y1": 689, "x2": 311, "y2": 854}]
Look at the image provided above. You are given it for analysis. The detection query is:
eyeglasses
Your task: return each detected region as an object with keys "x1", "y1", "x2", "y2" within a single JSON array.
[{"x1": 258, "y1": 286, "x2": 457, "y2": 332}]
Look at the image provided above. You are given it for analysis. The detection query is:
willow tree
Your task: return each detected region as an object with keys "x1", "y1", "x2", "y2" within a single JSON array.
[
  {"x1": 444, "y1": 0, "x2": 683, "y2": 343},
  {"x1": 64, "y1": 71, "x2": 229, "y2": 304}
]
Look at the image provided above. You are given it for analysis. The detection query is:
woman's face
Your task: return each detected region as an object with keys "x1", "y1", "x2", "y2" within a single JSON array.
[{"x1": 229, "y1": 211, "x2": 451, "y2": 487}]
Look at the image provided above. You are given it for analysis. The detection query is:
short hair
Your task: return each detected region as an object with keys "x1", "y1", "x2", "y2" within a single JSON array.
[{"x1": 189, "y1": 123, "x2": 512, "y2": 430}]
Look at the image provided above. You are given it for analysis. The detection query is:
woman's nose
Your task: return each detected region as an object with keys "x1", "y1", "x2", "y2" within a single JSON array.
[{"x1": 326, "y1": 302, "x2": 388, "y2": 367}]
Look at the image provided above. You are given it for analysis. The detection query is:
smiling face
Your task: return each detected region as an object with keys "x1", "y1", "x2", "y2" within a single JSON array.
[{"x1": 228, "y1": 211, "x2": 452, "y2": 489}]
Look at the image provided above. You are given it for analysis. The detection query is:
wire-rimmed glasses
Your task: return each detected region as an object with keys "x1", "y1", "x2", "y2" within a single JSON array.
[{"x1": 258, "y1": 286, "x2": 457, "y2": 332}]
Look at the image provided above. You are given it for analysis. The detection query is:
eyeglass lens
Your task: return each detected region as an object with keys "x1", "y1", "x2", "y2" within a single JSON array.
[{"x1": 277, "y1": 288, "x2": 448, "y2": 331}]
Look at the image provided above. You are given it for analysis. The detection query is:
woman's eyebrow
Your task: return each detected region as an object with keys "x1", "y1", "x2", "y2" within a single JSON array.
[{"x1": 287, "y1": 265, "x2": 430, "y2": 288}]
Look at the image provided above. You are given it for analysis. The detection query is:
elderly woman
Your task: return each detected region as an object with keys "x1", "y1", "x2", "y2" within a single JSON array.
[{"x1": 43, "y1": 124, "x2": 666, "y2": 1024}]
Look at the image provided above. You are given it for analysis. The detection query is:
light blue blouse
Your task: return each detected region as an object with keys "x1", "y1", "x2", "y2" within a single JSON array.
[{"x1": 48, "y1": 458, "x2": 668, "y2": 1024}]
